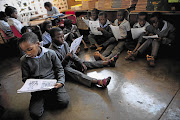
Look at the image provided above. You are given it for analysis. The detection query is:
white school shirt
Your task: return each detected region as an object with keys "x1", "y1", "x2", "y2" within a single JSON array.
[
  {"x1": 47, "y1": 6, "x2": 60, "y2": 16},
  {"x1": 114, "y1": 19, "x2": 131, "y2": 38},
  {"x1": 0, "y1": 20, "x2": 13, "y2": 35},
  {"x1": 8, "y1": 18, "x2": 23, "y2": 33},
  {"x1": 133, "y1": 21, "x2": 150, "y2": 28},
  {"x1": 42, "y1": 31, "x2": 52, "y2": 46}
]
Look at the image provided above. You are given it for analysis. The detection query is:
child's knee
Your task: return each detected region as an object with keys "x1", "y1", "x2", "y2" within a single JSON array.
[
  {"x1": 57, "y1": 96, "x2": 70, "y2": 108},
  {"x1": 29, "y1": 108, "x2": 43, "y2": 119}
]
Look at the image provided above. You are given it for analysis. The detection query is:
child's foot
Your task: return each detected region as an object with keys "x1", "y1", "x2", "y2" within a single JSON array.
[
  {"x1": 97, "y1": 77, "x2": 111, "y2": 88},
  {"x1": 90, "y1": 45, "x2": 96, "y2": 49},
  {"x1": 84, "y1": 46, "x2": 88, "y2": 50},
  {"x1": 94, "y1": 51, "x2": 106, "y2": 61},
  {"x1": 96, "y1": 47, "x2": 103, "y2": 51},
  {"x1": 125, "y1": 50, "x2": 136, "y2": 61},
  {"x1": 146, "y1": 55, "x2": 155, "y2": 67},
  {"x1": 108, "y1": 55, "x2": 118, "y2": 67}
]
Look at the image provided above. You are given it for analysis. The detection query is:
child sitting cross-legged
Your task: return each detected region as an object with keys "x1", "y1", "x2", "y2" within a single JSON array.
[{"x1": 50, "y1": 27, "x2": 118, "y2": 88}]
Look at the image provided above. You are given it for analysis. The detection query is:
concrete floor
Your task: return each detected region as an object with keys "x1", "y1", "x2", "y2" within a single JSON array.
[{"x1": 0, "y1": 48, "x2": 180, "y2": 120}]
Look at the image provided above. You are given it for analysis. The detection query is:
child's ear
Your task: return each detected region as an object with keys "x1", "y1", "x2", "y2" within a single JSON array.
[{"x1": 37, "y1": 41, "x2": 40, "y2": 46}]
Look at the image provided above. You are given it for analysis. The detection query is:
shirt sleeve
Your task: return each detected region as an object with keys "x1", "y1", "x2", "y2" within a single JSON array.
[
  {"x1": 54, "y1": 7, "x2": 60, "y2": 15},
  {"x1": 51, "y1": 50, "x2": 65, "y2": 84},
  {"x1": 125, "y1": 22, "x2": 131, "y2": 31}
]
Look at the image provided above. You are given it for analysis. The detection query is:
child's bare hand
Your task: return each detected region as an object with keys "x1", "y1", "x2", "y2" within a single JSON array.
[
  {"x1": 65, "y1": 51, "x2": 73, "y2": 60},
  {"x1": 97, "y1": 27, "x2": 103, "y2": 31},
  {"x1": 54, "y1": 83, "x2": 63, "y2": 88},
  {"x1": 81, "y1": 63, "x2": 87, "y2": 72}
]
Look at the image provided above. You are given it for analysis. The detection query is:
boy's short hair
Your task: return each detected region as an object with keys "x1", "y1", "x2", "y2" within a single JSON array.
[
  {"x1": 42, "y1": 20, "x2": 52, "y2": 31},
  {"x1": 0, "y1": 11, "x2": 7, "y2": 20},
  {"x1": 92, "y1": 8, "x2": 99, "y2": 14},
  {"x1": 19, "y1": 32, "x2": 39, "y2": 45},
  {"x1": 138, "y1": 12, "x2": 148, "y2": 20},
  {"x1": 64, "y1": 19, "x2": 72, "y2": 27},
  {"x1": 50, "y1": 27, "x2": 62, "y2": 38},
  {"x1": 150, "y1": 12, "x2": 162, "y2": 20},
  {"x1": 98, "y1": 12, "x2": 107, "y2": 18},
  {"x1": 5, "y1": 6, "x2": 17, "y2": 17},
  {"x1": 21, "y1": 26, "x2": 31, "y2": 34},
  {"x1": 44, "y1": 2, "x2": 52, "y2": 7},
  {"x1": 117, "y1": 9, "x2": 127, "y2": 17}
]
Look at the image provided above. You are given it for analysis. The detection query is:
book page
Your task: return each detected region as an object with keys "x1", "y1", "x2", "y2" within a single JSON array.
[
  {"x1": 110, "y1": 25, "x2": 123, "y2": 41},
  {"x1": 70, "y1": 35, "x2": 83, "y2": 54},
  {"x1": 89, "y1": 21, "x2": 102, "y2": 35},
  {"x1": 143, "y1": 35, "x2": 158, "y2": 39},
  {"x1": 131, "y1": 28, "x2": 146, "y2": 39},
  {"x1": 82, "y1": 17, "x2": 89, "y2": 27},
  {"x1": 17, "y1": 79, "x2": 57, "y2": 93}
]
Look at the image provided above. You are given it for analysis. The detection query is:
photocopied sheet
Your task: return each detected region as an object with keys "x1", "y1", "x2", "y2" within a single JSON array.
[
  {"x1": 143, "y1": 35, "x2": 158, "y2": 39},
  {"x1": 110, "y1": 25, "x2": 123, "y2": 41},
  {"x1": 17, "y1": 79, "x2": 57, "y2": 93},
  {"x1": 89, "y1": 21, "x2": 103, "y2": 35},
  {"x1": 82, "y1": 17, "x2": 89, "y2": 27},
  {"x1": 70, "y1": 35, "x2": 83, "y2": 54},
  {"x1": 131, "y1": 27, "x2": 146, "y2": 40}
]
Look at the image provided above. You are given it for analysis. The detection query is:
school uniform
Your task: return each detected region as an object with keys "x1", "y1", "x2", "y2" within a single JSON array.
[
  {"x1": 47, "y1": 6, "x2": 60, "y2": 16},
  {"x1": 50, "y1": 41, "x2": 104, "y2": 87},
  {"x1": 102, "y1": 19, "x2": 131, "y2": 58},
  {"x1": 88, "y1": 20, "x2": 116, "y2": 49},
  {"x1": 20, "y1": 47, "x2": 70, "y2": 118},
  {"x1": 7, "y1": 18, "x2": 23, "y2": 33},
  {"x1": 137, "y1": 20, "x2": 175, "y2": 57},
  {"x1": 133, "y1": 21, "x2": 150, "y2": 28},
  {"x1": 42, "y1": 31, "x2": 52, "y2": 48},
  {"x1": 0, "y1": 20, "x2": 13, "y2": 37}
]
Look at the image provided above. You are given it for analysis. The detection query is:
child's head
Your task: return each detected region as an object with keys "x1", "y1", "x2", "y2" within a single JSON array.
[
  {"x1": 19, "y1": 32, "x2": 40, "y2": 58},
  {"x1": 50, "y1": 27, "x2": 64, "y2": 46},
  {"x1": 42, "y1": 20, "x2": 52, "y2": 33},
  {"x1": 117, "y1": 9, "x2": 126, "y2": 22},
  {"x1": 150, "y1": 12, "x2": 163, "y2": 29},
  {"x1": 64, "y1": 19, "x2": 72, "y2": 28},
  {"x1": 137, "y1": 12, "x2": 148, "y2": 27},
  {"x1": 44, "y1": 2, "x2": 52, "y2": 11},
  {"x1": 0, "y1": 11, "x2": 8, "y2": 22},
  {"x1": 21, "y1": 26, "x2": 32, "y2": 34},
  {"x1": 98, "y1": 12, "x2": 107, "y2": 25},
  {"x1": 91, "y1": 8, "x2": 99, "y2": 21},
  {"x1": 5, "y1": 6, "x2": 18, "y2": 19}
]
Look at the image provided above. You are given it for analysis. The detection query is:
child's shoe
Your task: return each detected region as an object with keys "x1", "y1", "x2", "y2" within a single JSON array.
[
  {"x1": 125, "y1": 50, "x2": 136, "y2": 61},
  {"x1": 97, "y1": 77, "x2": 111, "y2": 88},
  {"x1": 108, "y1": 55, "x2": 118, "y2": 67},
  {"x1": 146, "y1": 55, "x2": 155, "y2": 67}
]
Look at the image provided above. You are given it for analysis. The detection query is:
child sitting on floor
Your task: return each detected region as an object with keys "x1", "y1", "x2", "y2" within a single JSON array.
[
  {"x1": 5, "y1": 6, "x2": 23, "y2": 33},
  {"x1": 94, "y1": 9, "x2": 131, "y2": 61},
  {"x1": 125, "y1": 12, "x2": 175, "y2": 67},
  {"x1": 21, "y1": 26, "x2": 32, "y2": 34},
  {"x1": 42, "y1": 20, "x2": 52, "y2": 48},
  {"x1": 19, "y1": 32, "x2": 70, "y2": 119},
  {"x1": 63, "y1": 19, "x2": 88, "y2": 50},
  {"x1": 88, "y1": 12, "x2": 115, "y2": 51},
  {"x1": 50, "y1": 27, "x2": 118, "y2": 88},
  {"x1": 0, "y1": 11, "x2": 14, "y2": 37}
]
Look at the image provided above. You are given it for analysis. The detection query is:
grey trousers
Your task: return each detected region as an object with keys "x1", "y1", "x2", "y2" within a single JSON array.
[
  {"x1": 65, "y1": 61, "x2": 104, "y2": 87},
  {"x1": 88, "y1": 34, "x2": 116, "y2": 48},
  {"x1": 102, "y1": 41, "x2": 125, "y2": 58},
  {"x1": 29, "y1": 87, "x2": 70, "y2": 119},
  {"x1": 137, "y1": 38, "x2": 160, "y2": 57}
]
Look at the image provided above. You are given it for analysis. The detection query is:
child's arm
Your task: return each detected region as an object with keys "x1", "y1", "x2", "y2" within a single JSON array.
[{"x1": 97, "y1": 25, "x2": 113, "y2": 38}]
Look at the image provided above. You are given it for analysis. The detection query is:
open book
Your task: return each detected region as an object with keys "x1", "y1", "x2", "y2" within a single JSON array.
[
  {"x1": 70, "y1": 35, "x2": 83, "y2": 54},
  {"x1": 131, "y1": 28, "x2": 146, "y2": 40},
  {"x1": 110, "y1": 25, "x2": 124, "y2": 41},
  {"x1": 17, "y1": 79, "x2": 57, "y2": 93},
  {"x1": 89, "y1": 21, "x2": 103, "y2": 35}
]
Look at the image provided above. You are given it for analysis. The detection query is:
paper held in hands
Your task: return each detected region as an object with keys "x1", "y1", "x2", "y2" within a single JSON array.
[
  {"x1": 89, "y1": 21, "x2": 103, "y2": 35},
  {"x1": 17, "y1": 79, "x2": 57, "y2": 93},
  {"x1": 82, "y1": 17, "x2": 89, "y2": 27},
  {"x1": 110, "y1": 25, "x2": 123, "y2": 41},
  {"x1": 70, "y1": 35, "x2": 83, "y2": 54},
  {"x1": 131, "y1": 28, "x2": 146, "y2": 39},
  {"x1": 143, "y1": 35, "x2": 158, "y2": 39}
]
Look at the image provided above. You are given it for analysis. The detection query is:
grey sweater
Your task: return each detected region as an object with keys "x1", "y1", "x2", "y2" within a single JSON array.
[{"x1": 20, "y1": 47, "x2": 65, "y2": 84}]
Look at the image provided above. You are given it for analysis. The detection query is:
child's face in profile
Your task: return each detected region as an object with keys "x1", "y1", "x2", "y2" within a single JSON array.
[
  {"x1": 53, "y1": 31, "x2": 64, "y2": 45},
  {"x1": 91, "y1": 12, "x2": 98, "y2": 20},
  {"x1": 117, "y1": 11, "x2": 124, "y2": 21},
  {"x1": 46, "y1": 23, "x2": 52, "y2": 33},
  {"x1": 19, "y1": 41, "x2": 40, "y2": 58},
  {"x1": 99, "y1": 15, "x2": 107, "y2": 25},
  {"x1": 45, "y1": 6, "x2": 52, "y2": 11},
  {"x1": 11, "y1": 10, "x2": 18, "y2": 19},
  {"x1": 150, "y1": 17, "x2": 159, "y2": 29},
  {"x1": 138, "y1": 15, "x2": 146, "y2": 27}
]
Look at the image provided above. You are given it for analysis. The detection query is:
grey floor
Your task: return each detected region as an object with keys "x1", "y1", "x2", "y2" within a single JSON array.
[{"x1": 0, "y1": 48, "x2": 180, "y2": 120}]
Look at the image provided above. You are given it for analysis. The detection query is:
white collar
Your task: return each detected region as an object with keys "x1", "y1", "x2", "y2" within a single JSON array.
[
  {"x1": 160, "y1": 20, "x2": 167, "y2": 32},
  {"x1": 26, "y1": 46, "x2": 48, "y2": 58}
]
